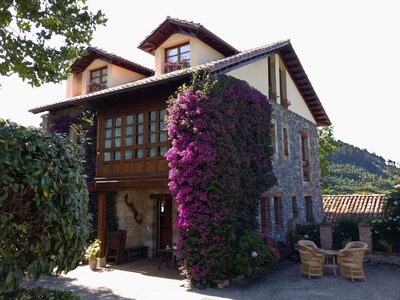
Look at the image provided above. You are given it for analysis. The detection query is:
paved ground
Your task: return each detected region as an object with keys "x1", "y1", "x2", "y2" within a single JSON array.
[{"x1": 21, "y1": 259, "x2": 400, "y2": 300}]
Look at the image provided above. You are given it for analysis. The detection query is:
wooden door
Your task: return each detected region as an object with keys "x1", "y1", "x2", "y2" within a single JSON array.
[{"x1": 158, "y1": 198, "x2": 172, "y2": 249}]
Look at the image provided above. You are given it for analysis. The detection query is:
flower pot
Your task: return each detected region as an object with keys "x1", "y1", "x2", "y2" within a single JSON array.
[
  {"x1": 387, "y1": 246, "x2": 393, "y2": 254},
  {"x1": 88, "y1": 258, "x2": 98, "y2": 270}
]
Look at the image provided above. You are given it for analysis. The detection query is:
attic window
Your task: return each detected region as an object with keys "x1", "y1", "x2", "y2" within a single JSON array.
[
  {"x1": 165, "y1": 43, "x2": 190, "y2": 73},
  {"x1": 89, "y1": 67, "x2": 108, "y2": 92}
]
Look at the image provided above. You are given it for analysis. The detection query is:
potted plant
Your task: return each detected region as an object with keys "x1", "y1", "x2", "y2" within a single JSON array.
[
  {"x1": 281, "y1": 97, "x2": 291, "y2": 108},
  {"x1": 379, "y1": 240, "x2": 393, "y2": 253},
  {"x1": 85, "y1": 239, "x2": 101, "y2": 270}
]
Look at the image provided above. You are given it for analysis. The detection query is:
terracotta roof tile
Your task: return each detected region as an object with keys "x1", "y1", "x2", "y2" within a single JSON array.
[{"x1": 323, "y1": 194, "x2": 386, "y2": 223}]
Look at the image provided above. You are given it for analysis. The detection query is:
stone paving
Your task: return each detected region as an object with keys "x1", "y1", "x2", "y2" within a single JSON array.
[{"x1": 21, "y1": 259, "x2": 400, "y2": 300}]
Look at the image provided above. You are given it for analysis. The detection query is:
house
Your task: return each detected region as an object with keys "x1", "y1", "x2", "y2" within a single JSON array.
[
  {"x1": 30, "y1": 17, "x2": 331, "y2": 256},
  {"x1": 323, "y1": 194, "x2": 386, "y2": 223}
]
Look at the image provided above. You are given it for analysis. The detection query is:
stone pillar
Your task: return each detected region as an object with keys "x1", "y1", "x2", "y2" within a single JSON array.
[
  {"x1": 359, "y1": 223, "x2": 372, "y2": 252},
  {"x1": 320, "y1": 223, "x2": 333, "y2": 250}
]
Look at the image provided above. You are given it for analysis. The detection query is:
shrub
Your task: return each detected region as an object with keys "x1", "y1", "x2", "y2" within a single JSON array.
[
  {"x1": 0, "y1": 119, "x2": 90, "y2": 293},
  {"x1": 294, "y1": 223, "x2": 321, "y2": 246},
  {"x1": 332, "y1": 218, "x2": 359, "y2": 249},
  {"x1": 370, "y1": 191, "x2": 400, "y2": 252},
  {"x1": 3, "y1": 287, "x2": 81, "y2": 299}
]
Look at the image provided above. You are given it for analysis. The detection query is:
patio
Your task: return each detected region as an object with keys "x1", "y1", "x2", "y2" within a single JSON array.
[{"x1": 21, "y1": 259, "x2": 400, "y2": 300}]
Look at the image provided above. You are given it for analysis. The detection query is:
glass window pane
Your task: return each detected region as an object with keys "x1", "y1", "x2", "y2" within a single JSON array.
[
  {"x1": 115, "y1": 117, "x2": 121, "y2": 127},
  {"x1": 126, "y1": 126, "x2": 133, "y2": 136},
  {"x1": 159, "y1": 132, "x2": 167, "y2": 142},
  {"x1": 180, "y1": 44, "x2": 190, "y2": 53},
  {"x1": 159, "y1": 109, "x2": 166, "y2": 120},
  {"x1": 135, "y1": 149, "x2": 143, "y2": 159},
  {"x1": 166, "y1": 48, "x2": 178, "y2": 57},
  {"x1": 104, "y1": 152, "x2": 111, "y2": 161},
  {"x1": 137, "y1": 124, "x2": 143, "y2": 134},
  {"x1": 101, "y1": 76, "x2": 108, "y2": 83},
  {"x1": 105, "y1": 139, "x2": 112, "y2": 149},
  {"x1": 114, "y1": 127, "x2": 121, "y2": 137},
  {"x1": 125, "y1": 150, "x2": 132, "y2": 160},
  {"x1": 114, "y1": 137, "x2": 121, "y2": 147},
  {"x1": 159, "y1": 122, "x2": 166, "y2": 131},
  {"x1": 92, "y1": 70, "x2": 100, "y2": 78},
  {"x1": 105, "y1": 119, "x2": 112, "y2": 128},
  {"x1": 159, "y1": 146, "x2": 167, "y2": 157},
  {"x1": 114, "y1": 151, "x2": 121, "y2": 160},
  {"x1": 126, "y1": 115, "x2": 133, "y2": 125},
  {"x1": 125, "y1": 137, "x2": 133, "y2": 146},
  {"x1": 149, "y1": 122, "x2": 156, "y2": 132},
  {"x1": 148, "y1": 133, "x2": 156, "y2": 143},
  {"x1": 102, "y1": 68, "x2": 108, "y2": 75},
  {"x1": 146, "y1": 147, "x2": 156, "y2": 157},
  {"x1": 137, "y1": 113, "x2": 143, "y2": 123},
  {"x1": 136, "y1": 135, "x2": 143, "y2": 145},
  {"x1": 149, "y1": 111, "x2": 156, "y2": 121},
  {"x1": 105, "y1": 129, "x2": 112, "y2": 139}
]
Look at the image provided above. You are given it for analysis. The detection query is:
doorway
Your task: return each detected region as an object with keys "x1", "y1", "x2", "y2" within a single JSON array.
[{"x1": 157, "y1": 198, "x2": 172, "y2": 250}]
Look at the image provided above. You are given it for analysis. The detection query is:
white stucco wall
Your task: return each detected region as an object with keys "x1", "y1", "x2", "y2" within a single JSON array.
[
  {"x1": 227, "y1": 58, "x2": 269, "y2": 96},
  {"x1": 66, "y1": 59, "x2": 146, "y2": 97},
  {"x1": 154, "y1": 33, "x2": 225, "y2": 75}
]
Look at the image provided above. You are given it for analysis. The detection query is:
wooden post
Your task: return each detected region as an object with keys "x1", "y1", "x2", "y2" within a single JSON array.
[{"x1": 97, "y1": 192, "x2": 106, "y2": 257}]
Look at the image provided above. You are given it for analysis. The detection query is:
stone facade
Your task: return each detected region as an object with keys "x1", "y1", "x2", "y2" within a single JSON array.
[
  {"x1": 263, "y1": 103, "x2": 324, "y2": 240},
  {"x1": 114, "y1": 188, "x2": 176, "y2": 257}
]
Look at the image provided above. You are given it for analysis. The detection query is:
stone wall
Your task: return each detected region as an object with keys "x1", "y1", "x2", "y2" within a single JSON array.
[
  {"x1": 266, "y1": 103, "x2": 324, "y2": 240},
  {"x1": 114, "y1": 188, "x2": 175, "y2": 257}
]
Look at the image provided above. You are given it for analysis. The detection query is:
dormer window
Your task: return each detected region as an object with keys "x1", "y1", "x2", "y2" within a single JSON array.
[
  {"x1": 89, "y1": 67, "x2": 108, "y2": 92},
  {"x1": 165, "y1": 43, "x2": 190, "y2": 73}
]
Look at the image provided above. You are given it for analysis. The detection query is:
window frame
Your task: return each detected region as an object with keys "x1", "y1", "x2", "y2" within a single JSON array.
[
  {"x1": 282, "y1": 125, "x2": 290, "y2": 158},
  {"x1": 300, "y1": 132, "x2": 311, "y2": 182},
  {"x1": 101, "y1": 108, "x2": 168, "y2": 163},
  {"x1": 165, "y1": 43, "x2": 190, "y2": 72},
  {"x1": 90, "y1": 66, "x2": 108, "y2": 91}
]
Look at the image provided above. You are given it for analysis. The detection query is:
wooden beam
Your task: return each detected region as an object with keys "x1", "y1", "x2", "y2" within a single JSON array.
[{"x1": 97, "y1": 192, "x2": 107, "y2": 257}]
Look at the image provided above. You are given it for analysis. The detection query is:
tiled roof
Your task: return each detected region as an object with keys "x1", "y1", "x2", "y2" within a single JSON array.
[
  {"x1": 29, "y1": 40, "x2": 331, "y2": 126},
  {"x1": 70, "y1": 46, "x2": 154, "y2": 76},
  {"x1": 138, "y1": 16, "x2": 239, "y2": 56},
  {"x1": 323, "y1": 194, "x2": 386, "y2": 222}
]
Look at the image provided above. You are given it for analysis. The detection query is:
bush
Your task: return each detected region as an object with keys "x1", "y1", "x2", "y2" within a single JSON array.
[
  {"x1": 332, "y1": 218, "x2": 359, "y2": 249},
  {"x1": 294, "y1": 223, "x2": 321, "y2": 246},
  {"x1": 370, "y1": 191, "x2": 400, "y2": 252},
  {"x1": 0, "y1": 119, "x2": 90, "y2": 292},
  {"x1": 3, "y1": 287, "x2": 81, "y2": 299},
  {"x1": 232, "y1": 230, "x2": 279, "y2": 275}
]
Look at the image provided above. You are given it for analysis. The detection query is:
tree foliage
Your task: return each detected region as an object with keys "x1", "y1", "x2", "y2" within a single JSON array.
[
  {"x1": 0, "y1": 0, "x2": 106, "y2": 86},
  {"x1": 325, "y1": 141, "x2": 400, "y2": 194},
  {"x1": 318, "y1": 126, "x2": 339, "y2": 183},
  {"x1": 0, "y1": 119, "x2": 90, "y2": 292},
  {"x1": 166, "y1": 74, "x2": 277, "y2": 286}
]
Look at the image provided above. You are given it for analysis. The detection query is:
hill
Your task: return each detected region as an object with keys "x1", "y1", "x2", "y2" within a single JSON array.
[{"x1": 324, "y1": 141, "x2": 400, "y2": 194}]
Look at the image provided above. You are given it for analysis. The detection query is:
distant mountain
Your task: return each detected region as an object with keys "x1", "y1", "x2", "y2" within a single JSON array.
[{"x1": 324, "y1": 141, "x2": 400, "y2": 194}]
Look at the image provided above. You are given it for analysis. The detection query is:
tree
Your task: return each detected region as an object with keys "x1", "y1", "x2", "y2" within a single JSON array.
[
  {"x1": 0, "y1": 0, "x2": 106, "y2": 86},
  {"x1": 318, "y1": 126, "x2": 339, "y2": 190},
  {"x1": 0, "y1": 119, "x2": 91, "y2": 292}
]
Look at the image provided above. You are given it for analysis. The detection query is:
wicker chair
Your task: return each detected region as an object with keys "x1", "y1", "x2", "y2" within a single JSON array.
[
  {"x1": 338, "y1": 248, "x2": 367, "y2": 281},
  {"x1": 337, "y1": 241, "x2": 368, "y2": 267},
  {"x1": 297, "y1": 240, "x2": 322, "y2": 253},
  {"x1": 295, "y1": 244, "x2": 324, "y2": 279}
]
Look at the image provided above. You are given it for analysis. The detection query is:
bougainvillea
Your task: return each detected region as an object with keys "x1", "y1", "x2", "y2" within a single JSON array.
[{"x1": 166, "y1": 74, "x2": 277, "y2": 286}]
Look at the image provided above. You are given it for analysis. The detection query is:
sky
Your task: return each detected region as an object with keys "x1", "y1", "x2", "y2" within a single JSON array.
[{"x1": 1, "y1": 0, "x2": 399, "y2": 163}]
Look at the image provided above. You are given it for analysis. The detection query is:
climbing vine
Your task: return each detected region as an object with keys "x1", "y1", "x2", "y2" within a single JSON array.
[{"x1": 166, "y1": 74, "x2": 277, "y2": 286}]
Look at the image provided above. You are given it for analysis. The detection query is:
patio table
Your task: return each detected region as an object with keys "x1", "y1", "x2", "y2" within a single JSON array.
[{"x1": 320, "y1": 249, "x2": 340, "y2": 276}]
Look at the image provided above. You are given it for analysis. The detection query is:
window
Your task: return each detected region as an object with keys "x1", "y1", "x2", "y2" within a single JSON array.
[
  {"x1": 301, "y1": 132, "x2": 311, "y2": 182},
  {"x1": 274, "y1": 197, "x2": 282, "y2": 230},
  {"x1": 90, "y1": 67, "x2": 108, "y2": 91},
  {"x1": 292, "y1": 196, "x2": 298, "y2": 218},
  {"x1": 102, "y1": 109, "x2": 168, "y2": 162},
  {"x1": 282, "y1": 126, "x2": 289, "y2": 158},
  {"x1": 260, "y1": 197, "x2": 271, "y2": 231},
  {"x1": 165, "y1": 43, "x2": 190, "y2": 72},
  {"x1": 305, "y1": 196, "x2": 313, "y2": 223},
  {"x1": 270, "y1": 121, "x2": 277, "y2": 155},
  {"x1": 279, "y1": 67, "x2": 287, "y2": 102},
  {"x1": 268, "y1": 56, "x2": 277, "y2": 100}
]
